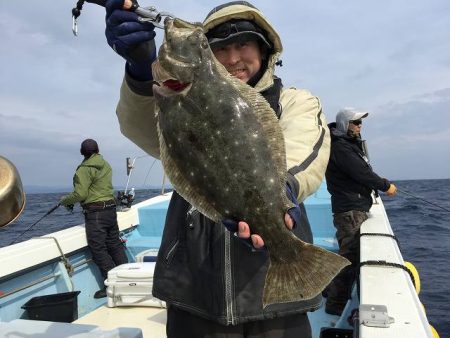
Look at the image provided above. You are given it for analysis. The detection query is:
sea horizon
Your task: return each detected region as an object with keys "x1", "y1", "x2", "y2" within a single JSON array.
[{"x1": 24, "y1": 177, "x2": 449, "y2": 194}]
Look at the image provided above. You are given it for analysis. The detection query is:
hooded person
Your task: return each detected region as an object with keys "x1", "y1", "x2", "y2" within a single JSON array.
[
  {"x1": 324, "y1": 108, "x2": 396, "y2": 315},
  {"x1": 60, "y1": 139, "x2": 128, "y2": 298},
  {"x1": 335, "y1": 108, "x2": 369, "y2": 137},
  {"x1": 104, "y1": 1, "x2": 331, "y2": 337}
]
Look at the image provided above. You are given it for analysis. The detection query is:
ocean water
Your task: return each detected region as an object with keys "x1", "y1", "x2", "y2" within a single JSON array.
[
  {"x1": 1, "y1": 180, "x2": 449, "y2": 335},
  {"x1": 381, "y1": 179, "x2": 450, "y2": 336}
]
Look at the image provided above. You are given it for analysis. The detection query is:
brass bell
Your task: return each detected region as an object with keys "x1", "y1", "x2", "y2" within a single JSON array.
[{"x1": 0, "y1": 156, "x2": 26, "y2": 227}]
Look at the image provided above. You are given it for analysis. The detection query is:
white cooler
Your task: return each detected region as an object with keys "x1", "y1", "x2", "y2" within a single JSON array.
[{"x1": 105, "y1": 262, "x2": 166, "y2": 308}]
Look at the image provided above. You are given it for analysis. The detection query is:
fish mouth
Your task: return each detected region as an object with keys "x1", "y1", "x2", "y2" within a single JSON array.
[
  {"x1": 152, "y1": 59, "x2": 192, "y2": 96},
  {"x1": 153, "y1": 79, "x2": 192, "y2": 97}
]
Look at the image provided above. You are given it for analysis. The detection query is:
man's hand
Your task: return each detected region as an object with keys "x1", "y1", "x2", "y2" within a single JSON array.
[
  {"x1": 105, "y1": 0, "x2": 157, "y2": 81},
  {"x1": 385, "y1": 183, "x2": 397, "y2": 196},
  {"x1": 222, "y1": 183, "x2": 301, "y2": 249},
  {"x1": 237, "y1": 215, "x2": 294, "y2": 249},
  {"x1": 65, "y1": 204, "x2": 74, "y2": 213},
  {"x1": 285, "y1": 183, "x2": 302, "y2": 228}
]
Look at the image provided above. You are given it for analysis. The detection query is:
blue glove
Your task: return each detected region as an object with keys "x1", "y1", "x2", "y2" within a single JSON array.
[
  {"x1": 286, "y1": 183, "x2": 301, "y2": 228},
  {"x1": 105, "y1": 0, "x2": 157, "y2": 81}
]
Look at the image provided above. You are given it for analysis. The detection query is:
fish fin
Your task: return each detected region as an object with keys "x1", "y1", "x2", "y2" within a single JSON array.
[
  {"x1": 262, "y1": 236, "x2": 350, "y2": 307},
  {"x1": 157, "y1": 120, "x2": 222, "y2": 222}
]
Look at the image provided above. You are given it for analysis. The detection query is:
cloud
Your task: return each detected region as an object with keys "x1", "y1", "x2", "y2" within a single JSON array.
[{"x1": 1, "y1": 0, "x2": 450, "y2": 186}]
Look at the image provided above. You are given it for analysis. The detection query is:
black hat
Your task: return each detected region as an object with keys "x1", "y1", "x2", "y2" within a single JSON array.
[
  {"x1": 205, "y1": 19, "x2": 272, "y2": 50},
  {"x1": 80, "y1": 139, "x2": 99, "y2": 157}
]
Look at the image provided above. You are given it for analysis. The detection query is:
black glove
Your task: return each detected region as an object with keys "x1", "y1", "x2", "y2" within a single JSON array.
[
  {"x1": 105, "y1": 0, "x2": 157, "y2": 81},
  {"x1": 65, "y1": 204, "x2": 74, "y2": 213}
]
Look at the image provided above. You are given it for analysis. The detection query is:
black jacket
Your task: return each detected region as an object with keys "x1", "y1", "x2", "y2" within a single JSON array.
[
  {"x1": 325, "y1": 123, "x2": 390, "y2": 213},
  {"x1": 152, "y1": 191, "x2": 321, "y2": 325}
]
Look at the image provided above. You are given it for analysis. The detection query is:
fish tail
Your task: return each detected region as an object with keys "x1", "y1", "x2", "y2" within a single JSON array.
[{"x1": 262, "y1": 236, "x2": 350, "y2": 308}]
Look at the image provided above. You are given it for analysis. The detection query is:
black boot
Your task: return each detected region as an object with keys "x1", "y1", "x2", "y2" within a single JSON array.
[{"x1": 94, "y1": 287, "x2": 107, "y2": 299}]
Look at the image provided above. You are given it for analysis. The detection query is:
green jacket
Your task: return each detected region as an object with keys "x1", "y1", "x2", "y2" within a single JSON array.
[{"x1": 60, "y1": 154, "x2": 114, "y2": 206}]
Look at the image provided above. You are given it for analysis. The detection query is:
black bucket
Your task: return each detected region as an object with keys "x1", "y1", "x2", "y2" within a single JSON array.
[
  {"x1": 21, "y1": 291, "x2": 81, "y2": 323},
  {"x1": 320, "y1": 328, "x2": 354, "y2": 338}
]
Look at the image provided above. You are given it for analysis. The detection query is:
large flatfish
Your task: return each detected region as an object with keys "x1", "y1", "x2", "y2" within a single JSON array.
[{"x1": 152, "y1": 18, "x2": 349, "y2": 307}]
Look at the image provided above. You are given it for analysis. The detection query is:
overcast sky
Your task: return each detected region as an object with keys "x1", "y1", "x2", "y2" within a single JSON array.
[{"x1": 1, "y1": 0, "x2": 449, "y2": 192}]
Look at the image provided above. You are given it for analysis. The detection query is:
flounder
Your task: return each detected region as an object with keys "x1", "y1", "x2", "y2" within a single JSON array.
[{"x1": 152, "y1": 18, "x2": 349, "y2": 307}]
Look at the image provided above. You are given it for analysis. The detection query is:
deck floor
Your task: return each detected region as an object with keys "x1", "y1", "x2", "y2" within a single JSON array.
[
  {"x1": 75, "y1": 305, "x2": 167, "y2": 338},
  {"x1": 74, "y1": 297, "x2": 345, "y2": 338}
]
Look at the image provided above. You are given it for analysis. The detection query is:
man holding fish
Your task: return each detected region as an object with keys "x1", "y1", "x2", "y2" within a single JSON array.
[{"x1": 104, "y1": 1, "x2": 344, "y2": 337}]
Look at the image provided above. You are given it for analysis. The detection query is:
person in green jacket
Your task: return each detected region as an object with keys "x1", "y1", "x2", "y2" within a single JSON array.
[{"x1": 60, "y1": 139, "x2": 128, "y2": 298}]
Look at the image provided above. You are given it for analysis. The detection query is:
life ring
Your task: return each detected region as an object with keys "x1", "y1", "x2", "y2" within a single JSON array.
[{"x1": 404, "y1": 261, "x2": 421, "y2": 294}]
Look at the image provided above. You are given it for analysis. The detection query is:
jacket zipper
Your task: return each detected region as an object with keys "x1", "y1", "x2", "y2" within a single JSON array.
[{"x1": 224, "y1": 230, "x2": 235, "y2": 325}]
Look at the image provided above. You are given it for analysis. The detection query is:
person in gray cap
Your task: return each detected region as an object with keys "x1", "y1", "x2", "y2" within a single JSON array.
[
  {"x1": 324, "y1": 108, "x2": 397, "y2": 315},
  {"x1": 60, "y1": 139, "x2": 128, "y2": 298},
  {"x1": 103, "y1": 1, "x2": 332, "y2": 336}
]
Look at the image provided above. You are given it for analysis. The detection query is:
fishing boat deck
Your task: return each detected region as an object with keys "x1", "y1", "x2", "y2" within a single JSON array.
[
  {"x1": 75, "y1": 305, "x2": 166, "y2": 337},
  {"x1": 74, "y1": 298, "x2": 342, "y2": 338}
]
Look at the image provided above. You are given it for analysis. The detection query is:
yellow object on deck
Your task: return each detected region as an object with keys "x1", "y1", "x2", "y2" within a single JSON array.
[{"x1": 404, "y1": 261, "x2": 421, "y2": 294}]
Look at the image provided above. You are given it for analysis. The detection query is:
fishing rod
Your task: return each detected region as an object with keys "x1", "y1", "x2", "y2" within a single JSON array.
[
  {"x1": 8, "y1": 204, "x2": 61, "y2": 245},
  {"x1": 397, "y1": 188, "x2": 450, "y2": 213},
  {"x1": 71, "y1": 0, "x2": 174, "y2": 36}
]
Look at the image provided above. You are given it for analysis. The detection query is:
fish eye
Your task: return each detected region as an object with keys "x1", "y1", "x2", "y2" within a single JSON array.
[{"x1": 200, "y1": 40, "x2": 209, "y2": 49}]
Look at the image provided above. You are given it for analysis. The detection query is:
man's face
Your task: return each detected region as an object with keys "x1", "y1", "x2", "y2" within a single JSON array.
[
  {"x1": 347, "y1": 119, "x2": 362, "y2": 137},
  {"x1": 212, "y1": 40, "x2": 262, "y2": 83}
]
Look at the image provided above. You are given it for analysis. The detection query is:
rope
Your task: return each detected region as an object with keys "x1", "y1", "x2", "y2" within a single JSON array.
[
  {"x1": 359, "y1": 260, "x2": 416, "y2": 289},
  {"x1": 360, "y1": 232, "x2": 401, "y2": 250}
]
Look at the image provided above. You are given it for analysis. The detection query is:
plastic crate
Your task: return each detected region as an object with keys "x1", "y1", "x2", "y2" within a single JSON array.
[{"x1": 21, "y1": 291, "x2": 81, "y2": 323}]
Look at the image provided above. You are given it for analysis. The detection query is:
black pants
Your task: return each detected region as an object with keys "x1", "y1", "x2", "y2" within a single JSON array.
[
  {"x1": 84, "y1": 208, "x2": 128, "y2": 280},
  {"x1": 167, "y1": 306, "x2": 311, "y2": 338}
]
